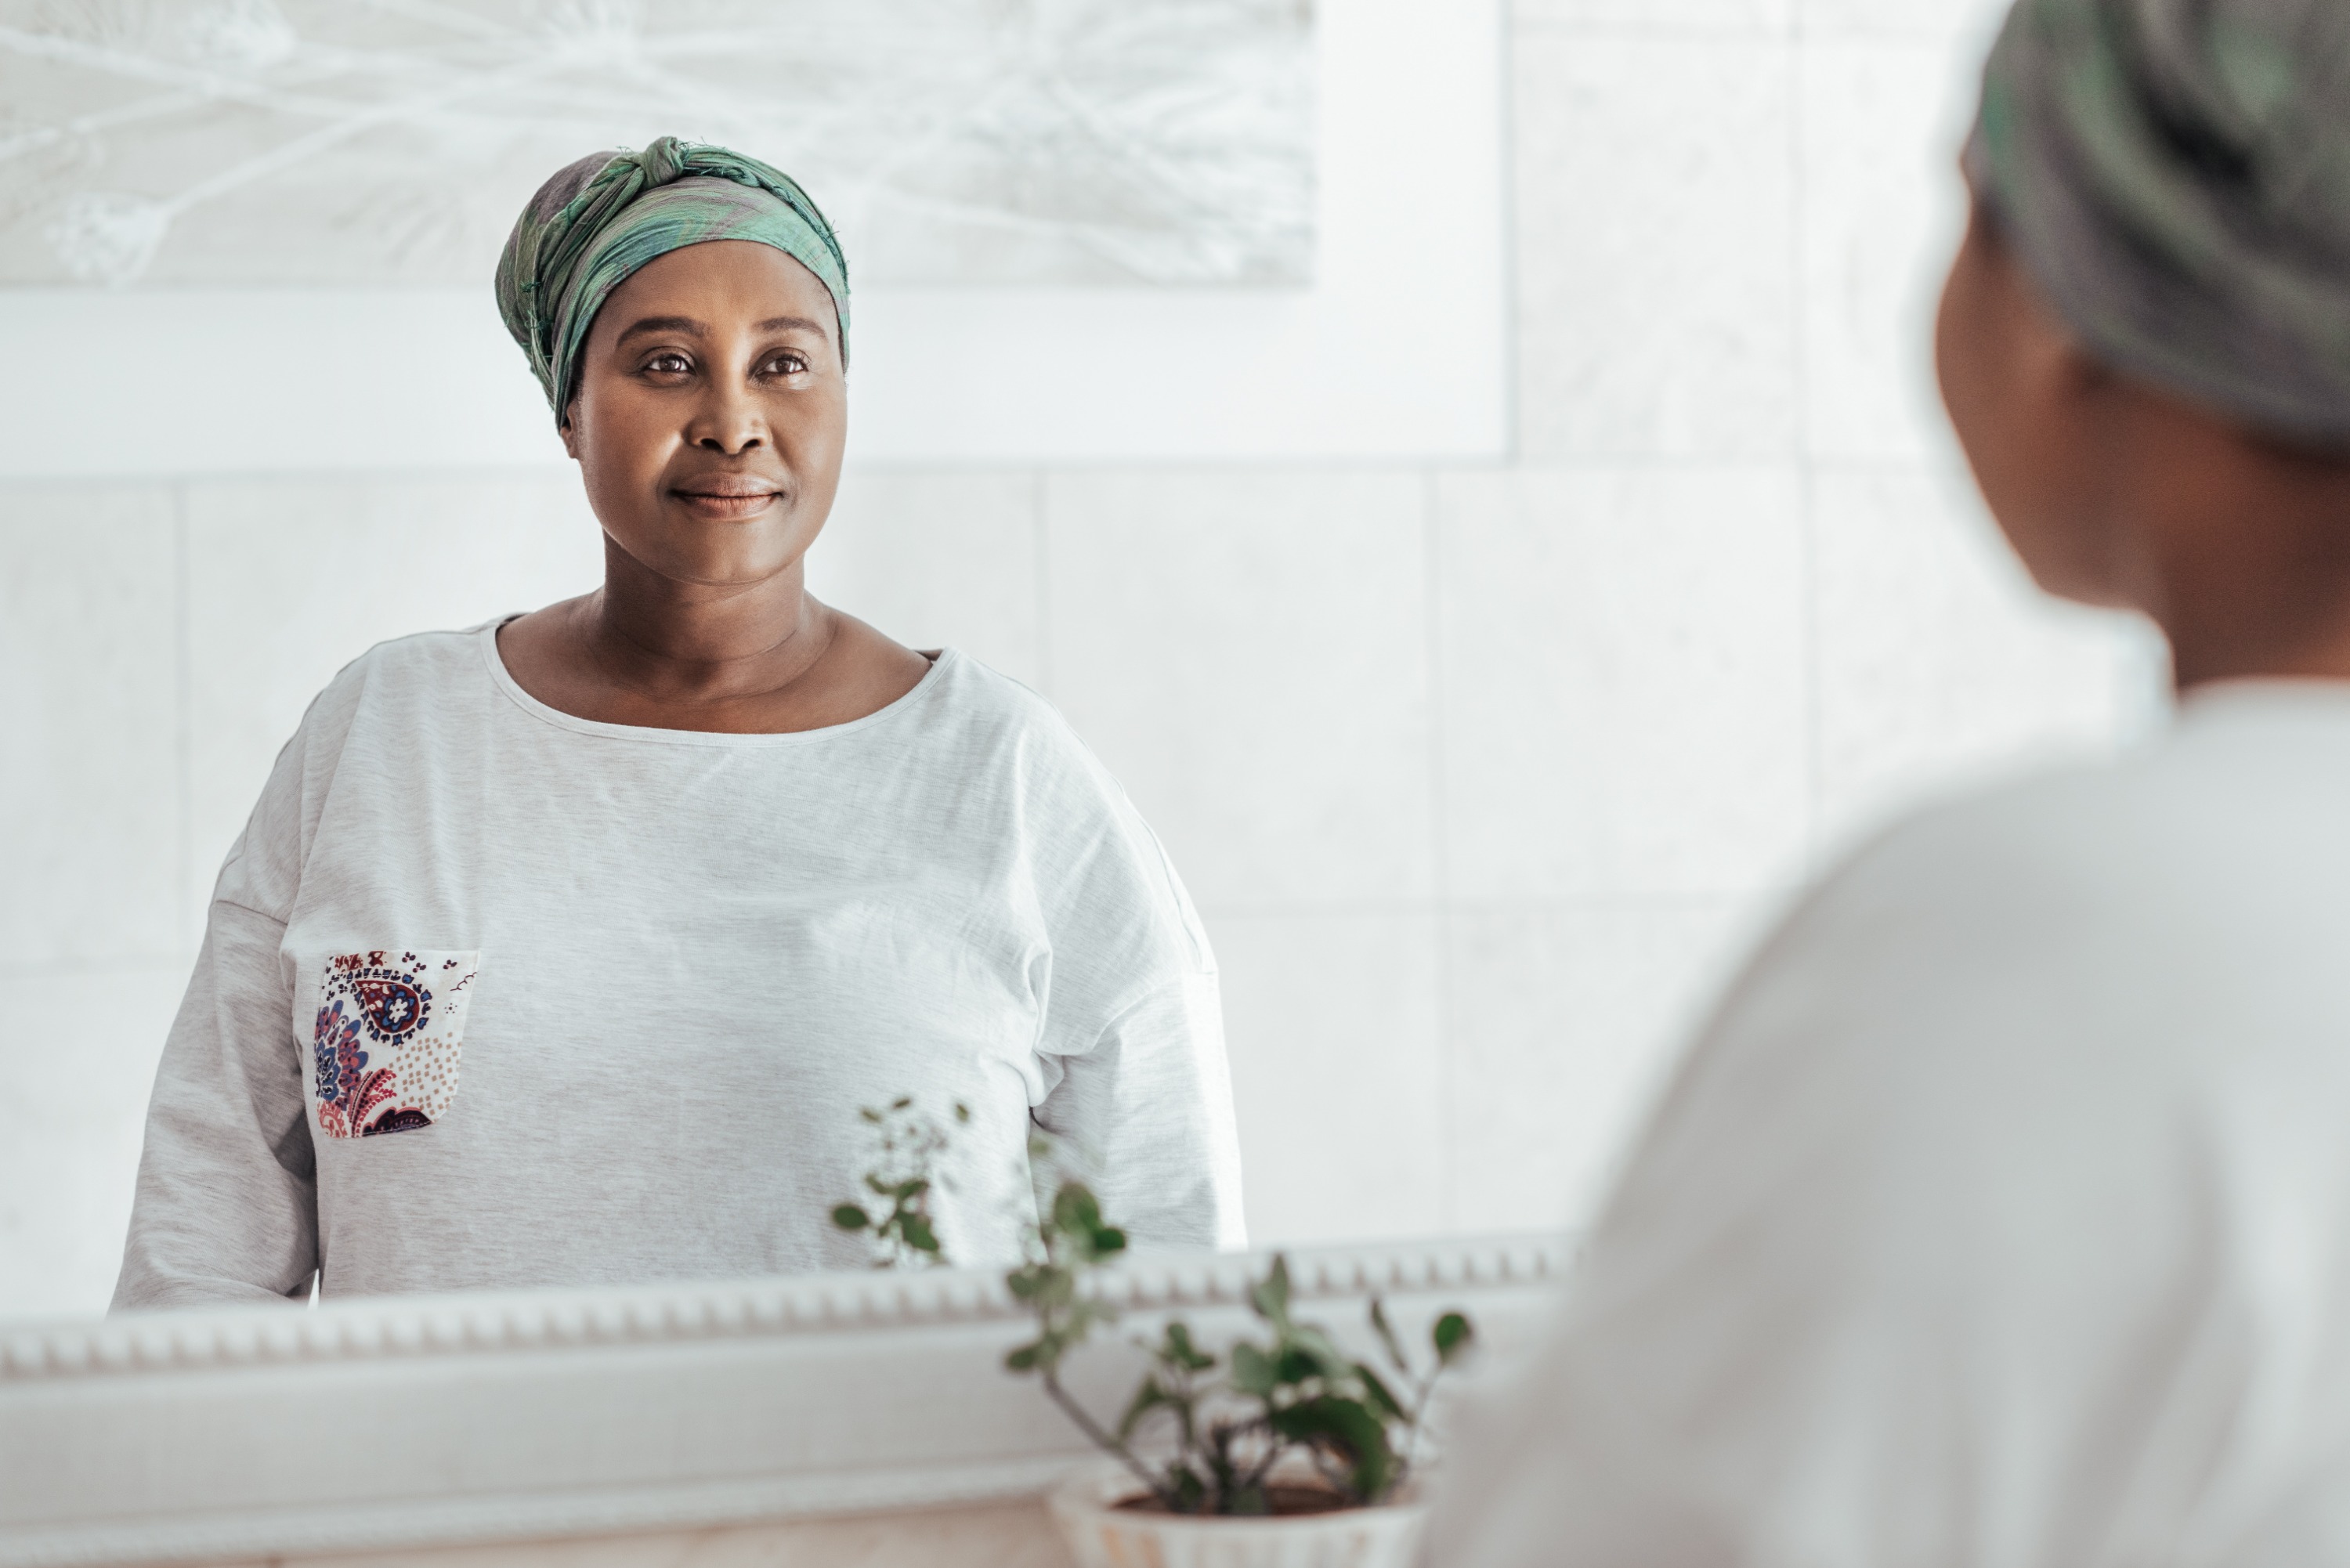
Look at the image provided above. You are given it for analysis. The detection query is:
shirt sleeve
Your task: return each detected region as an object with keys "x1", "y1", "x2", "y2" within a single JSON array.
[
  {"x1": 110, "y1": 897, "x2": 314, "y2": 1309},
  {"x1": 1034, "y1": 966, "x2": 1246, "y2": 1252},
  {"x1": 110, "y1": 673, "x2": 360, "y2": 1312},
  {"x1": 1018, "y1": 715, "x2": 1246, "y2": 1253},
  {"x1": 1425, "y1": 797, "x2": 2294, "y2": 1568}
]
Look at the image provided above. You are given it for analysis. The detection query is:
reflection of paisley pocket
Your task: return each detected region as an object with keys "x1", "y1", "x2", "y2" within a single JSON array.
[{"x1": 311, "y1": 950, "x2": 482, "y2": 1140}]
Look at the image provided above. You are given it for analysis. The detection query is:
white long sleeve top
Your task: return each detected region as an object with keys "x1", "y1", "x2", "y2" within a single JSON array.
[
  {"x1": 1433, "y1": 682, "x2": 2350, "y2": 1568},
  {"x1": 114, "y1": 623, "x2": 1243, "y2": 1309}
]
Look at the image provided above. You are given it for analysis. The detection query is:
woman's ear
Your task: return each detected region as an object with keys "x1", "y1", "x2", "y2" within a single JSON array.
[{"x1": 559, "y1": 406, "x2": 581, "y2": 461}]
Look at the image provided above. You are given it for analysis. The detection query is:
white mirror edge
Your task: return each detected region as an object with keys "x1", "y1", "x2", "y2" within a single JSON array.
[{"x1": 0, "y1": 1234, "x2": 1569, "y2": 1568}]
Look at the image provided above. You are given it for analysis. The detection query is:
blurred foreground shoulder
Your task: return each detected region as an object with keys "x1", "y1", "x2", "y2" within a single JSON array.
[{"x1": 1431, "y1": 729, "x2": 2350, "y2": 1565}]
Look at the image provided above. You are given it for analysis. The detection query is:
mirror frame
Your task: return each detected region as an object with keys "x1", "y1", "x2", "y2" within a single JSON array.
[{"x1": 0, "y1": 1237, "x2": 1565, "y2": 1568}]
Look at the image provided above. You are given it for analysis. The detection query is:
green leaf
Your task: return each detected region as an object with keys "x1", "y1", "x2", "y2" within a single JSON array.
[
  {"x1": 953, "y1": 1101, "x2": 971, "y2": 1123},
  {"x1": 892, "y1": 1176, "x2": 931, "y2": 1201},
  {"x1": 1357, "y1": 1364, "x2": 1407, "y2": 1421},
  {"x1": 1162, "y1": 1321, "x2": 1215, "y2": 1372},
  {"x1": 1170, "y1": 1466, "x2": 1209, "y2": 1514},
  {"x1": 830, "y1": 1204, "x2": 871, "y2": 1231},
  {"x1": 1269, "y1": 1396, "x2": 1398, "y2": 1502},
  {"x1": 1229, "y1": 1340, "x2": 1278, "y2": 1396},
  {"x1": 901, "y1": 1213, "x2": 939, "y2": 1254},
  {"x1": 1004, "y1": 1343, "x2": 1041, "y2": 1371},
  {"x1": 1052, "y1": 1182, "x2": 1104, "y2": 1237},
  {"x1": 1433, "y1": 1310, "x2": 1474, "y2": 1364},
  {"x1": 1249, "y1": 1254, "x2": 1292, "y2": 1326},
  {"x1": 1287, "y1": 1326, "x2": 1353, "y2": 1382},
  {"x1": 1224, "y1": 1483, "x2": 1268, "y2": 1516},
  {"x1": 865, "y1": 1172, "x2": 894, "y2": 1195},
  {"x1": 859, "y1": 1107, "x2": 883, "y2": 1123},
  {"x1": 1091, "y1": 1224, "x2": 1129, "y2": 1259},
  {"x1": 891, "y1": 1095, "x2": 912, "y2": 1111},
  {"x1": 1368, "y1": 1296, "x2": 1409, "y2": 1374}
]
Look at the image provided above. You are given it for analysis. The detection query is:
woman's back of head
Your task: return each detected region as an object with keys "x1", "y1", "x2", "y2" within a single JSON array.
[{"x1": 1939, "y1": 0, "x2": 2350, "y2": 687}]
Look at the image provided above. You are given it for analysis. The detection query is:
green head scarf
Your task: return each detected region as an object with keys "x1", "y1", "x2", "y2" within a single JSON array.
[
  {"x1": 496, "y1": 136, "x2": 850, "y2": 424},
  {"x1": 1968, "y1": 0, "x2": 2350, "y2": 447}
]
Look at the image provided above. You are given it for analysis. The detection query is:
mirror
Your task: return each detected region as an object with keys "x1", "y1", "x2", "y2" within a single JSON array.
[{"x1": 0, "y1": 0, "x2": 2156, "y2": 1367}]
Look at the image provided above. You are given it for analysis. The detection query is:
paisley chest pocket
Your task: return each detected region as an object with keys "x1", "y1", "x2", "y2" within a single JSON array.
[{"x1": 310, "y1": 950, "x2": 482, "y2": 1140}]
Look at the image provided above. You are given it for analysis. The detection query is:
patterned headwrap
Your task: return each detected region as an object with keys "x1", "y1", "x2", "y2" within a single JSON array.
[
  {"x1": 1968, "y1": 0, "x2": 2350, "y2": 447},
  {"x1": 495, "y1": 136, "x2": 849, "y2": 424}
]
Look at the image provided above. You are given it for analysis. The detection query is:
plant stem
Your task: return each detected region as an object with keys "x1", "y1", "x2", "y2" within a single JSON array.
[
  {"x1": 1394, "y1": 1367, "x2": 1446, "y2": 1492},
  {"x1": 1235, "y1": 1418, "x2": 1284, "y2": 1494},
  {"x1": 1043, "y1": 1369, "x2": 1180, "y2": 1510}
]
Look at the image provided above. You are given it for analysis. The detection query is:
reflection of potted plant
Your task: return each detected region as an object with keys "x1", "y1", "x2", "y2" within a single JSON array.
[
  {"x1": 828, "y1": 1107, "x2": 1473, "y2": 1566},
  {"x1": 1008, "y1": 1181, "x2": 1473, "y2": 1568},
  {"x1": 826, "y1": 1097, "x2": 967, "y2": 1267}
]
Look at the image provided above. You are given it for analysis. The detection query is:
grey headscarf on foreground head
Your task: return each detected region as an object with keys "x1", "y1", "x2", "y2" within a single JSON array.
[{"x1": 1969, "y1": 0, "x2": 2350, "y2": 447}]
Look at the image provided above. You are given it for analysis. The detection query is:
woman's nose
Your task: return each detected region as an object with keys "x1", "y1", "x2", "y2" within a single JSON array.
[{"x1": 689, "y1": 378, "x2": 766, "y2": 454}]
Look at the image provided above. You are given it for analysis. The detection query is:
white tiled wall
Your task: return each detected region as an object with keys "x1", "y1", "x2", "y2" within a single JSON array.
[
  {"x1": 1046, "y1": 470, "x2": 1437, "y2": 909},
  {"x1": 0, "y1": 2, "x2": 2166, "y2": 1319},
  {"x1": 1436, "y1": 465, "x2": 1810, "y2": 900}
]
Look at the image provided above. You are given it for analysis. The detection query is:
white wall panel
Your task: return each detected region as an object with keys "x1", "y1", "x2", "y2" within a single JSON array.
[
  {"x1": 0, "y1": 966, "x2": 182, "y2": 1319},
  {"x1": 1517, "y1": 1, "x2": 1788, "y2": 29},
  {"x1": 1212, "y1": 912, "x2": 1447, "y2": 1245},
  {"x1": 0, "y1": 486, "x2": 180, "y2": 967},
  {"x1": 1799, "y1": 37, "x2": 1979, "y2": 463},
  {"x1": 807, "y1": 471, "x2": 1046, "y2": 692},
  {"x1": 1801, "y1": 0, "x2": 2014, "y2": 41},
  {"x1": 1043, "y1": 470, "x2": 1434, "y2": 912},
  {"x1": 1437, "y1": 465, "x2": 1810, "y2": 900},
  {"x1": 1446, "y1": 898, "x2": 1760, "y2": 1231},
  {"x1": 1811, "y1": 463, "x2": 2167, "y2": 858},
  {"x1": 1514, "y1": 32, "x2": 1798, "y2": 459}
]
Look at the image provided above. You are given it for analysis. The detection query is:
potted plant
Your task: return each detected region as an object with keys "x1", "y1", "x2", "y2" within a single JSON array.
[
  {"x1": 1007, "y1": 1180, "x2": 1473, "y2": 1567},
  {"x1": 830, "y1": 1109, "x2": 1474, "y2": 1566}
]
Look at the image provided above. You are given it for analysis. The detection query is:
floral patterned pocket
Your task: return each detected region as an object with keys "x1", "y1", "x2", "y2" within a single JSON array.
[{"x1": 311, "y1": 950, "x2": 482, "y2": 1140}]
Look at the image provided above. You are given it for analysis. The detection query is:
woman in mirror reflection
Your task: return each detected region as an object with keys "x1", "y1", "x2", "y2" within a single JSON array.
[
  {"x1": 111, "y1": 139, "x2": 1243, "y2": 1309},
  {"x1": 1437, "y1": 0, "x2": 2350, "y2": 1560}
]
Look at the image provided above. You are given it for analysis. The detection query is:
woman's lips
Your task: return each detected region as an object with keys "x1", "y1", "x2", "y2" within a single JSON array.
[{"x1": 671, "y1": 485, "x2": 780, "y2": 520}]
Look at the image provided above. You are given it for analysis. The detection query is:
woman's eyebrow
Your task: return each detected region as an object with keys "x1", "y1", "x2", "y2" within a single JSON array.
[
  {"x1": 757, "y1": 315, "x2": 828, "y2": 335},
  {"x1": 616, "y1": 315, "x2": 704, "y2": 343}
]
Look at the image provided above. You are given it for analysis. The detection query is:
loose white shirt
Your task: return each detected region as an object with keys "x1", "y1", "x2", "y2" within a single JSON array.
[
  {"x1": 114, "y1": 623, "x2": 1243, "y2": 1308},
  {"x1": 1433, "y1": 683, "x2": 2350, "y2": 1568}
]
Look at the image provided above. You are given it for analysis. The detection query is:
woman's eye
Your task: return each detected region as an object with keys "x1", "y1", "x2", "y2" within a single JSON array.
[
  {"x1": 761, "y1": 352, "x2": 809, "y2": 378},
  {"x1": 645, "y1": 352, "x2": 692, "y2": 375}
]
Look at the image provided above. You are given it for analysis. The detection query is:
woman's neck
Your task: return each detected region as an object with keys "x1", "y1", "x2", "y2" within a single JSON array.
[
  {"x1": 2104, "y1": 406, "x2": 2350, "y2": 692},
  {"x1": 493, "y1": 537, "x2": 931, "y2": 735},
  {"x1": 571, "y1": 540, "x2": 834, "y2": 708}
]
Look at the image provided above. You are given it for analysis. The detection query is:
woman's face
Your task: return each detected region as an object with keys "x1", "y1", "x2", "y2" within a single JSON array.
[
  {"x1": 1935, "y1": 201, "x2": 2135, "y2": 608},
  {"x1": 563, "y1": 239, "x2": 846, "y2": 589}
]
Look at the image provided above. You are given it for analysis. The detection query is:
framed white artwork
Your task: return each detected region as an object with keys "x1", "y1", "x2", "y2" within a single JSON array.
[{"x1": 0, "y1": 0, "x2": 1502, "y2": 475}]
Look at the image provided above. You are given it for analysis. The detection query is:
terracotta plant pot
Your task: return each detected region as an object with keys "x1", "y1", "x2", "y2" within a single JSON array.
[{"x1": 1047, "y1": 1462, "x2": 1428, "y2": 1568}]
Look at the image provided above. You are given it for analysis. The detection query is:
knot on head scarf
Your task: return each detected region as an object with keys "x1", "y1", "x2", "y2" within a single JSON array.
[
  {"x1": 495, "y1": 136, "x2": 849, "y2": 424},
  {"x1": 1969, "y1": 0, "x2": 2350, "y2": 448}
]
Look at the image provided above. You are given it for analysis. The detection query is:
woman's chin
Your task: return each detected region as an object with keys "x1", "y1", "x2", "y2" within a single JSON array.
[{"x1": 613, "y1": 538, "x2": 800, "y2": 591}]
